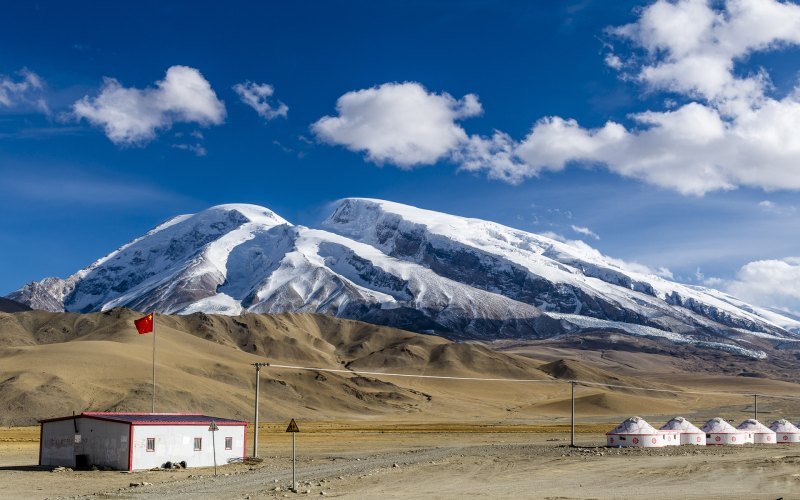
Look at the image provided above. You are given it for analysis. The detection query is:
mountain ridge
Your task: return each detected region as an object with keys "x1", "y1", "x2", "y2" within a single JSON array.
[{"x1": 7, "y1": 198, "x2": 800, "y2": 358}]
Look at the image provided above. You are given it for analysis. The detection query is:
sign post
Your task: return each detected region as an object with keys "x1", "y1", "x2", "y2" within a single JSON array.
[
  {"x1": 209, "y1": 421, "x2": 219, "y2": 476},
  {"x1": 286, "y1": 418, "x2": 300, "y2": 492},
  {"x1": 570, "y1": 381, "x2": 575, "y2": 447}
]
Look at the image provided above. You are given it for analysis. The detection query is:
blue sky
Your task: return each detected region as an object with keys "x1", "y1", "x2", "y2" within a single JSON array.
[{"x1": 2, "y1": 0, "x2": 800, "y2": 312}]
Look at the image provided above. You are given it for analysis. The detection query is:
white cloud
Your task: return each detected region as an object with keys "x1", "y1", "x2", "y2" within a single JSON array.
[
  {"x1": 655, "y1": 266, "x2": 674, "y2": 280},
  {"x1": 311, "y1": 82, "x2": 481, "y2": 167},
  {"x1": 233, "y1": 81, "x2": 288, "y2": 120},
  {"x1": 0, "y1": 69, "x2": 48, "y2": 113},
  {"x1": 758, "y1": 199, "x2": 797, "y2": 215},
  {"x1": 456, "y1": 131, "x2": 530, "y2": 183},
  {"x1": 724, "y1": 257, "x2": 800, "y2": 314},
  {"x1": 171, "y1": 143, "x2": 207, "y2": 157},
  {"x1": 611, "y1": 0, "x2": 800, "y2": 103},
  {"x1": 312, "y1": 1, "x2": 800, "y2": 196},
  {"x1": 570, "y1": 224, "x2": 600, "y2": 240},
  {"x1": 462, "y1": 0, "x2": 800, "y2": 195},
  {"x1": 604, "y1": 53, "x2": 623, "y2": 70},
  {"x1": 73, "y1": 65, "x2": 225, "y2": 145}
]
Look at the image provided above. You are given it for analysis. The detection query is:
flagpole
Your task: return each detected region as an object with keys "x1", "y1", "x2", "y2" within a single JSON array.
[{"x1": 152, "y1": 312, "x2": 156, "y2": 413}]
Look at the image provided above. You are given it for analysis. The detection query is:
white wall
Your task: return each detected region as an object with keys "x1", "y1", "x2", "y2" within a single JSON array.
[
  {"x1": 41, "y1": 418, "x2": 129, "y2": 469},
  {"x1": 40, "y1": 419, "x2": 76, "y2": 467},
  {"x1": 680, "y1": 432, "x2": 706, "y2": 445},
  {"x1": 706, "y1": 432, "x2": 745, "y2": 445},
  {"x1": 131, "y1": 424, "x2": 245, "y2": 470},
  {"x1": 607, "y1": 433, "x2": 666, "y2": 447}
]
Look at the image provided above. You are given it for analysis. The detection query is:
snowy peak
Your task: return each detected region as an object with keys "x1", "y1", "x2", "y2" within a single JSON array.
[
  {"x1": 323, "y1": 198, "x2": 800, "y2": 338},
  {"x1": 8, "y1": 198, "x2": 800, "y2": 358},
  {"x1": 14, "y1": 204, "x2": 290, "y2": 314},
  {"x1": 204, "y1": 203, "x2": 289, "y2": 227}
]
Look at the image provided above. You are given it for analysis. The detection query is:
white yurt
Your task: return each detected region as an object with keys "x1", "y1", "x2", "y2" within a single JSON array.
[
  {"x1": 660, "y1": 417, "x2": 706, "y2": 446},
  {"x1": 701, "y1": 417, "x2": 745, "y2": 445},
  {"x1": 660, "y1": 429, "x2": 681, "y2": 446},
  {"x1": 769, "y1": 420, "x2": 800, "y2": 443},
  {"x1": 606, "y1": 417, "x2": 666, "y2": 448},
  {"x1": 736, "y1": 419, "x2": 775, "y2": 444}
]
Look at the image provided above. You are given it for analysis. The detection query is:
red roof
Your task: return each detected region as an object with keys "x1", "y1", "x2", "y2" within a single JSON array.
[{"x1": 39, "y1": 412, "x2": 248, "y2": 426}]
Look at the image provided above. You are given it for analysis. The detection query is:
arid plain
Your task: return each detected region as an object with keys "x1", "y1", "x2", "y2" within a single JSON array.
[{"x1": 3, "y1": 309, "x2": 800, "y2": 498}]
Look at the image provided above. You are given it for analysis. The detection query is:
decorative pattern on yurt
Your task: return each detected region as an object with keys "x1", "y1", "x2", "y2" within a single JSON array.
[
  {"x1": 701, "y1": 418, "x2": 744, "y2": 445},
  {"x1": 769, "y1": 420, "x2": 800, "y2": 443}
]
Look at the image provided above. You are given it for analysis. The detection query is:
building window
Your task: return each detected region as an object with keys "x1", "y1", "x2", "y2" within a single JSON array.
[
  {"x1": 194, "y1": 438, "x2": 202, "y2": 451},
  {"x1": 146, "y1": 438, "x2": 155, "y2": 452},
  {"x1": 225, "y1": 437, "x2": 233, "y2": 450}
]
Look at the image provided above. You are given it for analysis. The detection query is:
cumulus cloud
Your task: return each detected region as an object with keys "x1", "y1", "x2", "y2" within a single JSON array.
[
  {"x1": 611, "y1": 0, "x2": 800, "y2": 103},
  {"x1": 233, "y1": 81, "x2": 288, "y2": 120},
  {"x1": 468, "y1": 0, "x2": 800, "y2": 195},
  {"x1": 0, "y1": 69, "x2": 48, "y2": 113},
  {"x1": 571, "y1": 224, "x2": 600, "y2": 240},
  {"x1": 314, "y1": 1, "x2": 800, "y2": 196},
  {"x1": 724, "y1": 257, "x2": 800, "y2": 314},
  {"x1": 311, "y1": 82, "x2": 482, "y2": 167},
  {"x1": 73, "y1": 65, "x2": 225, "y2": 145}
]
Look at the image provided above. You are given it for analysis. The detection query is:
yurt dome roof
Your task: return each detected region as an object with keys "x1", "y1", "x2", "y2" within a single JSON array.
[
  {"x1": 736, "y1": 419, "x2": 775, "y2": 433},
  {"x1": 607, "y1": 416, "x2": 659, "y2": 435},
  {"x1": 661, "y1": 417, "x2": 703, "y2": 433},
  {"x1": 770, "y1": 419, "x2": 800, "y2": 433},
  {"x1": 700, "y1": 417, "x2": 739, "y2": 434}
]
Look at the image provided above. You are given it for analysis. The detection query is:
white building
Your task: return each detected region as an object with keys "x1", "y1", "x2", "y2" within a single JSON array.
[
  {"x1": 736, "y1": 419, "x2": 775, "y2": 444},
  {"x1": 660, "y1": 417, "x2": 706, "y2": 446},
  {"x1": 39, "y1": 412, "x2": 247, "y2": 471},
  {"x1": 769, "y1": 419, "x2": 800, "y2": 443},
  {"x1": 606, "y1": 417, "x2": 666, "y2": 447},
  {"x1": 701, "y1": 417, "x2": 744, "y2": 445}
]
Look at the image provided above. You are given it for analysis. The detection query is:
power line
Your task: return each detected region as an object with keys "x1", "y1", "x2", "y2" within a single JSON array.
[
  {"x1": 574, "y1": 379, "x2": 800, "y2": 400},
  {"x1": 262, "y1": 362, "x2": 800, "y2": 401},
  {"x1": 265, "y1": 363, "x2": 561, "y2": 383}
]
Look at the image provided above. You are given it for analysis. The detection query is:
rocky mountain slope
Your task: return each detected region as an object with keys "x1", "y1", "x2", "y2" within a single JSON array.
[
  {"x1": 0, "y1": 297, "x2": 31, "y2": 313},
  {"x1": 8, "y1": 199, "x2": 800, "y2": 357}
]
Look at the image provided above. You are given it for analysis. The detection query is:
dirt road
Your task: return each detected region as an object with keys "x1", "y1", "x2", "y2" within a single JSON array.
[{"x1": 3, "y1": 428, "x2": 800, "y2": 499}]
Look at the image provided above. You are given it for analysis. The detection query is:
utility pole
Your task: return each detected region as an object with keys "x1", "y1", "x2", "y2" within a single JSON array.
[
  {"x1": 252, "y1": 362, "x2": 269, "y2": 457},
  {"x1": 754, "y1": 394, "x2": 758, "y2": 421},
  {"x1": 570, "y1": 381, "x2": 575, "y2": 448}
]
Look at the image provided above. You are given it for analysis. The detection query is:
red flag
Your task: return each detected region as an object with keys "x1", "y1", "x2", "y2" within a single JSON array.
[{"x1": 134, "y1": 313, "x2": 154, "y2": 334}]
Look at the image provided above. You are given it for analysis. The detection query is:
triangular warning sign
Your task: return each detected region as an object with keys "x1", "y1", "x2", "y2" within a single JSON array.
[{"x1": 286, "y1": 418, "x2": 300, "y2": 433}]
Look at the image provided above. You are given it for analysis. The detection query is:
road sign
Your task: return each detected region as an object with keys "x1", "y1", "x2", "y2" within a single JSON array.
[
  {"x1": 208, "y1": 421, "x2": 219, "y2": 432},
  {"x1": 286, "y1": 419, "x2": 300, "y2": 492}
]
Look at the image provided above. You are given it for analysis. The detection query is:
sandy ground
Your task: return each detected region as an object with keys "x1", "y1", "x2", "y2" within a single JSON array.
[{"x1": 3, "y1": 424, "x2": 800, "y2": 499}]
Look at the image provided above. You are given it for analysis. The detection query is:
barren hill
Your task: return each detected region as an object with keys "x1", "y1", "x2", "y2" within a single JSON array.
[
  {"x1": 0, "y1": 309, "x2": 555, "y2": 425},
  {"x1": 3, "y1": 310, "x2": 800, "y2": 427}
]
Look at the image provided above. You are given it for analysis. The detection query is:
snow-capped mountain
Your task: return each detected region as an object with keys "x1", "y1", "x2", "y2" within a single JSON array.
[{"x1": 8, "y1": 199, "x2": 800, "y2": 356}]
